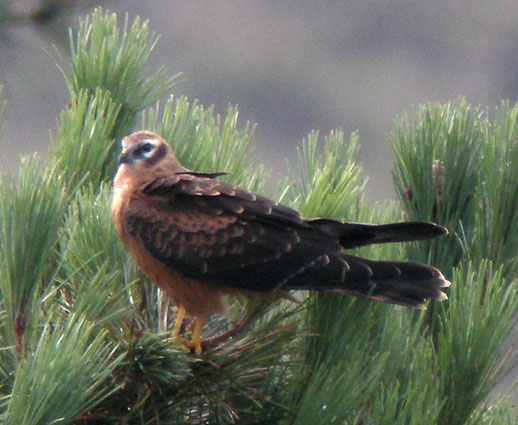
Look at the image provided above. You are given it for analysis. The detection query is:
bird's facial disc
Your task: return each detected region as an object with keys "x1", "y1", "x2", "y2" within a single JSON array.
[{"x1": 118, "y1": 139, "x2": 162, "y2": 166}]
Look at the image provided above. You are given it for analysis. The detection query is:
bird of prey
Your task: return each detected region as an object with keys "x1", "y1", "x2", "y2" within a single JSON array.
[{"x1": 111, "y1": 131, "x2": 450, "y2": 354}]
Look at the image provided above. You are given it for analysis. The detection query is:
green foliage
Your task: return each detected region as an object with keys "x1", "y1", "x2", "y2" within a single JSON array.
[
  {"x1": 60, "y1": 184, "x2": 128, "y2": 283},
  {"x1": 473, "y1": 103, "x2": 518, "y2": 277},
  {"x1": 390, "y1": 99, "x2": 518, "y2": 425},
  {"x1": 367, "y1": 335, "x2": 442, "y2": 425},
  {"x1": 283, "y1": 130, "x2": 365, "y2": 218},
  {"x1": 68, "y1": 8, "x2": 181, "y2": 136},
  {"x1": 391, "y1": 98, "x2": 483, "y2": 273},
  {"x1": 0, "y1": 8, "x2": 517, "y2": 425},
  {"x1": 5, "y1": 315, "x2": 121, "y2": 425},
  {"x1": 51, "y1": 89, "x2": 122, "y2": 191},
  {"x1": 0, "y1": 157, "x2": 66, "y2": 350},
  {"x1": 290, "y1": 298, "x2": 389, "y2": 425},
  {"x1": 437, "y1": 260, "x2": 518, "y2": 425},
  {"x1": 120, "y1": 331, "x2": 194, "y2": 387},
  {"x1": 57, "y1": 185, "x2": 135, "y2": 325}
]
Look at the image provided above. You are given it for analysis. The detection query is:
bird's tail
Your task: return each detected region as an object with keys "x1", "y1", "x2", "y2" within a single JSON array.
[
  {"x1": 307, "y1": 219, "x2": 448, "y2": 249},
  {"x1": 332, "y1": 255, "x2": 450, "y2": 308},
  {"x1": 284, "y1": 254, "x2": 450, "y2": 309},
  {"x1": 283, "y1": 219, "x2": 450, "y2": 307}
]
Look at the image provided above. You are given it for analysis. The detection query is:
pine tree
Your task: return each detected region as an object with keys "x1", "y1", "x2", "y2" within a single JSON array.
[{"x1": 0, "y1": 8, "x2": 517, "y2": 424}]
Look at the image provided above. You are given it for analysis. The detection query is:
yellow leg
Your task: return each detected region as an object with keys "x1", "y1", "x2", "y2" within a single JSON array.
[
  {"x1": 172, "y1": 305, "x2": 186, "y2": 337},
  {"x1": 171, "y1": 306, "x2": 204, "y2": 355},
  {"x1": 190, "y1": 319, "x2": 204, "y2": 356}
]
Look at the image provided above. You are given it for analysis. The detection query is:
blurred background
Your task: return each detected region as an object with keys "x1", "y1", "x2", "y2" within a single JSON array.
[{"x1": 2, "y1": 0, "x2": 518, "y2": 199}]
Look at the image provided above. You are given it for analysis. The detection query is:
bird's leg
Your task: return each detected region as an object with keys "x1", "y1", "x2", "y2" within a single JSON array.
[
  {"x1": 179, "y1": 318, "x2": 204, "y2": 355},
  {"x1": 172, "y1": 306, "x2": 204, "y2": 355},
  {"x1": 190, "y1": 319, "x2": 204, "y2": 356},
  {"x1": 172, "y1": 305, "x2": 186, "y2": 337}
]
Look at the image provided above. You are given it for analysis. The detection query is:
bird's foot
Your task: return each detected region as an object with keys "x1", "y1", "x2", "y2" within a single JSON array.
[
  {"x1": 184, "y1": 320, "x2": 203, "y2": 355},
  {"x1": 172, "y1": 306, "x2": 204, "y2": 355}
]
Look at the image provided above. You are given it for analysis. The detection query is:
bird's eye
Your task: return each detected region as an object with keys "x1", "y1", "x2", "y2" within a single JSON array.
[
  {"x1": 135, "y1": 142, "x2": 155, "y2": 157},
  {"x1": 140, "y1": 142, "x2": 154, "y2": 153}
]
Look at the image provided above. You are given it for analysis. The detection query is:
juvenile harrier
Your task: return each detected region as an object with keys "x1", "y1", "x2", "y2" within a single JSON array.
[{"x1": 111, "y1": 131, "x2": 450, "y2": 354}]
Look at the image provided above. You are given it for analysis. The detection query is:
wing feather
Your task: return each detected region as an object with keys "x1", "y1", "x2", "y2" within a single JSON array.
[{"x1": 127, "y1": 174, "x2": 341, "y2": 292}]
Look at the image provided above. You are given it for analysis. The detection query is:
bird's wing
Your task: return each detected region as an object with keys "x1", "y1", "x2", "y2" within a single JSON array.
[{"x1": 124, "y1": 173, "x2": 346, "y2": 292}]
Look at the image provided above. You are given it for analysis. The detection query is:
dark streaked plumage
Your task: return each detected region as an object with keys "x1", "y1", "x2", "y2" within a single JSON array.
[{"x1": 112, "y1": 131, "x2": 450, "y2": 324}]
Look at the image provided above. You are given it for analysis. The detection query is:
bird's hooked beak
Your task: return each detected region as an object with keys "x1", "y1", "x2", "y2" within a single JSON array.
[{"x1": 118, "y1": 148, "x2": 130, "y2": 165}]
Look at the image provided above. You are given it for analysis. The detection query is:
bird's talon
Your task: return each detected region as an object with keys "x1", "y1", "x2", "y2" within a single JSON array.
[
  {"x1": 173, "y1": 335, "x2": 191, "y2": 351},
  {"x1": 173, "y1": 335, "x2": 203, "y2": 355},
  {"x1": 171, "y1": 307, "x2": 204, "y2": 355}
]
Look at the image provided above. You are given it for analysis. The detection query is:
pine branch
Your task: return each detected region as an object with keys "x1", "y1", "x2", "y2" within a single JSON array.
[
  {"x1": 285, "y1": 129, "x2": 366, "y2": 218},
  {"x1": 68, "y1": 8, "x2": 181, "y2": 116},
  {"x1": 50, "y1": 89, "x2": 122, "y2": 192},
  {"x1": 436, "y1": 260, "x2": 518, "y2": 425},
  {"x1": 390, "y1": 98, "x2": 482, "y2": 274},
  {"x1": 472, "y1": 102, "x2": 518, "y2": 278},
  {"x1": 5, "y1": 314, "x2": 121, "y2": 425},
  {"x1": 0, "y1": 157, "x2": 66, "y2": 353},
  {"x1": 391, "y1": 99, "x2": 518, "y2": 424}
]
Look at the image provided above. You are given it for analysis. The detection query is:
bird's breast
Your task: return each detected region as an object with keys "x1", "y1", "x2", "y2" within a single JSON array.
[{"x1": 111, "y1": 183, "x2": 135, "y2": 243}]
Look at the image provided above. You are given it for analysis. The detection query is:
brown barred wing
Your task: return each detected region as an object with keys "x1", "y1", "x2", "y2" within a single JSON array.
[{"x1": 124, "y1": 193, "x2": 345, "y2": 293}]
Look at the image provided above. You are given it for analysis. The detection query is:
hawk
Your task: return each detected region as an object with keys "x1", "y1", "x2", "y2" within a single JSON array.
[{"x1": 111, "y1": 131, "x2": 450, "y2": 354}]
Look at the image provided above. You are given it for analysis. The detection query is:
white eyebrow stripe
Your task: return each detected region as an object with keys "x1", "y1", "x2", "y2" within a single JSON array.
[
  {"x1": 140, "y1": 141, "x2": 159, "y2": 158},
  {"x1": 141, "y1": 139, "x2": 159, "y2": 146}
]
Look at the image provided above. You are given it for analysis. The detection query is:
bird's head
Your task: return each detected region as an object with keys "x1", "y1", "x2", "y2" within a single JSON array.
[
  {"x1": 118, "y1": 131, "x2": 173, "y2": 168},
  {"x1": 114, "y1": 131, "x2": 188, "y2": 188}
]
